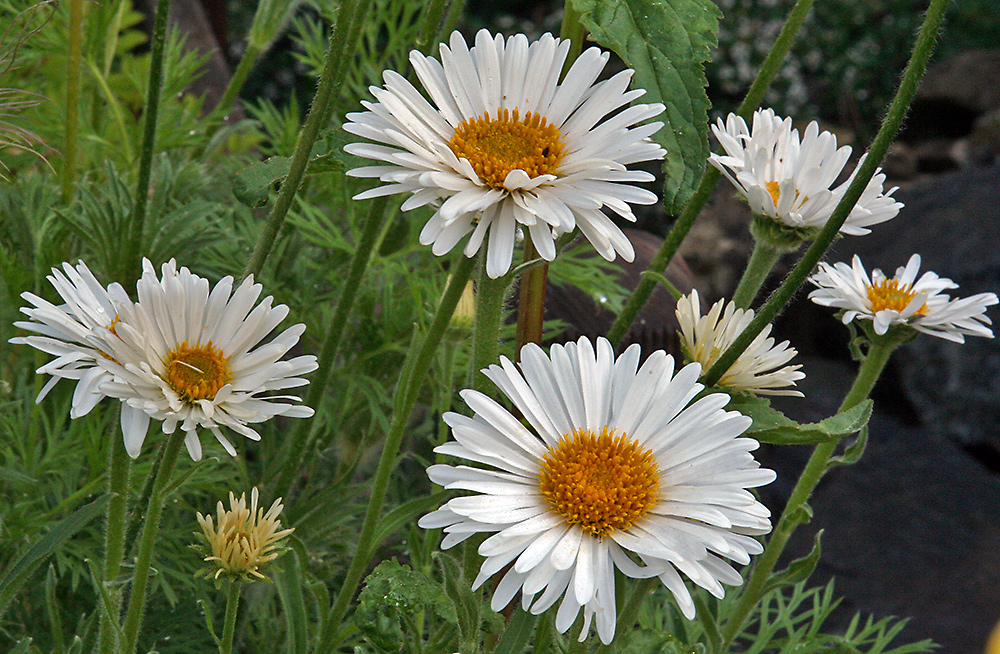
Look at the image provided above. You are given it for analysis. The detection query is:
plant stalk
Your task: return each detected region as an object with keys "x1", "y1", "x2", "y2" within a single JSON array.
[
  {"x1": 514, "y1": 236, "x2": 548, "y2": 357},
  {"x1": 731, "y1": 239, "x2": 783, "y2": 309},
  {"x1": 97, "y1": 416, "x2": 132, "y2": 654},
  {"x1": 313, "y1": 255, "x2": 477, "y2": 654},
  {"x1": 219, "y1": 581, "x2": 243, "y2": 654},
  {"x1": 61, "y1": 0, "x2": 84, "y2": 205}
]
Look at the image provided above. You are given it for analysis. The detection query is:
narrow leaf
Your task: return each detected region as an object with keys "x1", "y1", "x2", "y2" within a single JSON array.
[{"x1": 727, "y1": 395, "x2": 873, "y2": 445}]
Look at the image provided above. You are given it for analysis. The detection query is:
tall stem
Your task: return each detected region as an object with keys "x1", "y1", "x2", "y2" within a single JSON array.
[
  {"x1": 731, "y1": 240, "x2": 783, "y2": 309},
  {"x1": 314, "y1": 255, "x2": 477, "y2": 654},
  {"x1": 219, "y1": 581, "x2": 243, "y2": 654},
  {"x1": 61, "y1": 0, "x2": 84, "y2": 204},
  {"x1": 271, "y1": 196, "x2": 390, "y2": 499},
  {"x1": 124, "y1": 0, "x2": 170, "y2": 284},
  {"x1": 606, "y1": 0, "x2": 816, "y2": 346},
  {"x1": 97, "y1": 416, "x2": 132, "y2": 654},
  {"x1": 703, "y1": 0, "x2": 951, "y2": 387},
  {"x1": 718, "y1": 338, "x2": 896, "y2": 649},
  {"x1": 242, "y1": 0, "x2": 369, "y2": 280},
  {"x1": 472, "y1": 263, "x2": 509, "y2": 394},
  {"x1": 119, "y1": 432, "x2": 185, "y2": 654},
  {"x1": 514, "y1": 237, "x2": 548, "y2": 356},
  {"x1": 213, "y1": 44, "x2": 262, "y2": 117}
]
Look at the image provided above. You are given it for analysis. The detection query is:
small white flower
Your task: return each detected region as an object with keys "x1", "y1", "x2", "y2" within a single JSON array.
[
  {"x1": 676, "y1": 290, "x2": 804, "y2": 396},
  {"x1": 10, "y1": 261, "x2": 131, "y2": 417},
  {"x1": 419, "y1": 336, "x2": 774, "y2": 644},
  {"x1": 808, "y1": 254, "x2": 998, "y2": 343},
  {"x1": 345, "y1": 29, "x2": 666, "y2": 278},
  {"x1": 709, "y1": 109, "x2": 902, "y2": 235},
  {"x1": 96, "y1": 259, "x2": 318, "y2": 460}
]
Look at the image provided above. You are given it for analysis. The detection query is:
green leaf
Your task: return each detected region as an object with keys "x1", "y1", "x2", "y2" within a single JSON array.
[
  {"x1": 492, "y1": 608, "x2": 536, "y2": 654},
  {"x1": 373, "y1": 491, "x2": 450, "y2": 548},
  {"x1": 761, "y1": 529, "x2": 823, "y2": 596},
  {"x1": 0, "y1": 494, "x2": 111, "y2": 619},
  {"x1": 355, "y1": 559, "x2": 457, "y2": 653},
  {"x1": 726, "y1": 395, "x2": 873, "y2": 446},
  {"x1": 569, "y1": 0, "x2": 720, "y2": 213},
  {"x1": 436, "y1": 552, "x2": 485, "y2": 649},
  {"x1": 274, "y1": 540, "x2": 309, "y2": 654},
  {"x1": 828, "y1": 426, "x2": 869, "y2": 470}
]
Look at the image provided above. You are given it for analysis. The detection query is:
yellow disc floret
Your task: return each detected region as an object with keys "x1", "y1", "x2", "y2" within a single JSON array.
[
  {"x1": 164, "y1": 341, "x2": 230, "y2": 403},
  {"x1": 539, "y1": 427, "x2": 660, "y2": 537},
  {"x1": 867, "y1": 279, "x2": 927, "y2": 315},
  {"x1": 449, "y1": 108, "x2": 564, "y2": 189}
]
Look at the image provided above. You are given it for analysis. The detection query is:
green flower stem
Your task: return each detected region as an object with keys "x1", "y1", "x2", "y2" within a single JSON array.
[
  {"x1": 242, "y1": 0, "x2": 369, "y2": 280},
  {"x1": 416, "y1": 0, "x2": 450, "y2": 55},
  {"x1": 718, "y1": 337, "x2": 897, "y2": 650},
  {"x1": 213, "y1": 43, "x2": 262, "y2": 117},
  {"x1": 124, "y1": 0, "x2": 170, "y2": 284},
  {"x1": 97, "y1": 419, "x2": 132, "y2": 654},
  {"x1": 703, "y1": 0, "x2": 950, "y2": 388},
  {"x1": 594, "y1": 577, "x2": 657, "y2": 654},
  {"x1": 60, "y1": 0, "x2": 84, "y2": 205},
  {"x1": 514, "y1": 236, "x2": 548, "y2": 357},
  {"x1": 314, "y1": 255, "x2": 477, "y2": 654},
  {"x1": 271, "y1": 196, "x2": 390, "y2": 500},
  {"x1": 731, "y1": 239, "x2": 783, "y2": 309},
  {"x1": 605, "y1": 0, "x2": 816, "y2": 347},
  {"x1": 119, "y1": 431, "x2": 185, "y2": 654},
  {"x1": 472, "y1": 263, "x2": 509, "y2": 395},
  {"x1": 559, "y1": 1, "x2": 585, "y2": 74},
  {"x1": 219, "y1": 581, "x2": 243, "y2": 654}
]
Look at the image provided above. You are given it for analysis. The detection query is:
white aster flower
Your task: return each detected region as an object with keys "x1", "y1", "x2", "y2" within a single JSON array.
[
  {"x1": 808, "y1": 254, "x2": 998, "y2": 343},
  {"x1": 709, "y1": 108, "x2": 902, "y2": 237},
  {"x1": 676, "y1": 290, "x2": 804, "y2": 396},
  {"x1": 10, "y1": 261, "x2": 131, "y2": 417},
  {"x1": 95, "y1": 259, "x2": 318, "y2": 461},
  {"x1": 345, "y1": 29, "x2": 666, "y2": 278},
  {"x1": 419, "y1": 336, "x2": 774, "y2": 644}
]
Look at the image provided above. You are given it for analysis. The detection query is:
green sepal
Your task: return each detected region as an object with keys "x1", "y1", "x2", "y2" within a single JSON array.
[{"x1": 750, "y1": 213, "x2": 818, "y2": 252}]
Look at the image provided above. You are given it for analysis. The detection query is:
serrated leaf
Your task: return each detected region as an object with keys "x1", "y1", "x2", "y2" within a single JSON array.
[
  {"x1": 570, "y1": 0, "x2": 720, "y2": 213},
  {"x1": 727, "y1": 395, "x2": 873, "y2": 445},
  {"x1": 355, "y1": 559, "x2": 457, "y2": 653},
  {"x1": 828, "y1": 426, "x2": 868, "y2": 470},
  {"x1": 761, "y1": 529, "x2": 823, "y2": 596}
]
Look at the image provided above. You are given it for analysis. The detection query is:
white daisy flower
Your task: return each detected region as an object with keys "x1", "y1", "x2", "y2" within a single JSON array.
[
  {"x1": 344, "y1": 29, "x2": 666, "y2": 278},
  {"x1": 95, "y1": 259, "x2": 318, "y2": 461},
  {"x1": 10, "y1": 261, "x2": 131, "y2": 417},
  {"x1": 709, "y1": 109, "x2": 902, "y2": 237},
  {"x1": 808, "y1": 254, "x2": 998, "y2": 343},
  {"x1": 676, "y1": 290, "x2": 804, "y2": 396},
  {"x1": 419, "y1": 336, "x2": 774, "y2": 644}
]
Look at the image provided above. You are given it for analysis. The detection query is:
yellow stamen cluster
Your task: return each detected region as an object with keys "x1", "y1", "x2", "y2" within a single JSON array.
[
  {"x1": 163, "y1": 341, "x2": 230, "y2": 403},
  {"x1": 539, "y1": 427, "x2": 660, "y2": 537},
  {"x1": 195, "y1": 488, "x2": 294, "y2": 581},
  {"x1": 765, "y1": 180, "x2": 807, "y2": 208},
  {"x1": 449, "y1": 108, "x2": 564, "y2": 189},
  {"x1": 867, "y1": 279, "x2": 927, "y2": 315}
]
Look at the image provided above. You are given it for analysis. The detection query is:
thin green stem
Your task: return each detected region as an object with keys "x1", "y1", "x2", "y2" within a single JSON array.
[
  {"x1": 213, "y1": 43, "x2": 262, "y2": 118},
  {"x1": 472, "y1": 263, "x2": 509, "y2": 394},
  {"x1": 416, "y1": 0, "x2": 450, "y2": 56},
  {"x1": 119, "y1": 432, "x2": 185, "y2": 654},
  {"x1": 703, "y1": 0, "x2": 950, "y2": 388},
  {"x1": 242, "y1": 0, "x2": 369, "y2": 280},
  {"x1": 731, "y1": 240, "x2": 783, "y2": 309},
  {"x1": 718, "y1": 338, "x2": 896, "y2": 650},
  {"x1": 314, "y1": 255, "x2": 477, "y2": 654},
  {"x1": 219, "y1": 581, "x2": 243, "y2": 654},
  {"x1": 61, "y1": 0, "x2": 84, "y2": 204},
  {"x1": 558, "y1": 2, "x2": 584, "y2": 74},
  {"x1": 606, "y1": 0, "x2": 816, "y2": 347},
  {"x1": 124, "y1": 0, "x2": 170, "y2": 284},
  {"x1": 271, "y1": 196, "x2": 390, "y2": 499},
  {"x1": 97, "y1": 416, "x2": 132, "y2": 654}
]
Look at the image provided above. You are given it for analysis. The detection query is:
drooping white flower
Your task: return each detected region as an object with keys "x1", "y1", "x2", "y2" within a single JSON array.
[
  {"x1": 96, "y1": 259, "x2": 318, "y2": 460},
  {"x1": 10, "y1": 261, "x2": 131, "y2": 417},
  {"x1": 709, "y1": 109, "x2": 902, "y2": 236},
  {"x1": 345, "y1": 30, "x2": 666, "y2": 278},
  {"x1": 676, "y1": 290, "x2": 804, "y2": 396},
  {"x1": 419, "y1": 337, "x2": 774, "y2": 644},
  {"x1": 808, "y1": 254, "x2": 997, "y2": 343}
]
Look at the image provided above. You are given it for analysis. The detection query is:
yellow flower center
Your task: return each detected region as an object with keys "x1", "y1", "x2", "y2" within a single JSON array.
[
  {"x1": 765, "y1": 180, "x2": 807, "y2": 208},
  {"x1": 866, "y1": 279, "x2": 927, "y2": 315},
  {"x1": 164, "y1": 341, "x2": 230, "y2": 402},
  {"x1": 538, "y1": 427, "x2": 660, "y2": 537},
  {"x1": 449, "y1": 108, "x2": 564, "y2": 189}
]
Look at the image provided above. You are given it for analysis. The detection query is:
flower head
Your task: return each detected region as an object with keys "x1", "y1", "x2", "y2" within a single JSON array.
[
  {"x1": 345, "y1": 30, "x2": 666, "y2": 278},
  {"x1": 676, "y1": 290, "x2": 804, "y2": 396},
  {"x1": 195, "y1": 487, "x2": 294, "y2": 581},
  {"x1": 709, "y1": 109, "x2": 901, "y2": 238},
  {"x1": 808, "y1": 254, "x2": 997, "y2": 343},
  {"x1": 419, "y1": 337, "x2": 774, "y2": 644},
  {"x1": 10, "y1": 261, "x2": 131, "y2": 416},
  {"x1": 96, "y1": 259, "x2": 318, "y2": 460}
]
